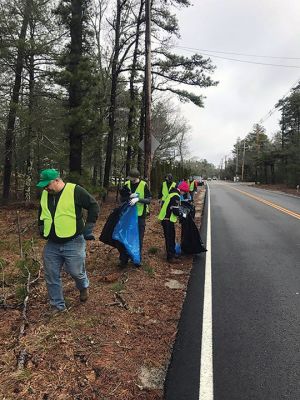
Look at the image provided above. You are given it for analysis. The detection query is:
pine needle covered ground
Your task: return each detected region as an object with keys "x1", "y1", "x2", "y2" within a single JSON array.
[{"x1": 0, "y1": 188, "x2": 206, "y2": 400}]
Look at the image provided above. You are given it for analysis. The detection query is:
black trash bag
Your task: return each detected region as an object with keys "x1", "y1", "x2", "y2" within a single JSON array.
[
  {"x1": 181, "y1": 213, "x2": 207, "y2": 254},
  {"x1": 180, "y1": 201, "x2": 195, "y2": 219},
  {"x1": 99, "y1": 205, "x2": 123, "y2": 246},
  {"x1": 99, "y1": 203, "x2": 127, "y2": 255}
]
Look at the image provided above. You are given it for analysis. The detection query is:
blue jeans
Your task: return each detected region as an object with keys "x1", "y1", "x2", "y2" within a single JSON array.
[{"x1": 43, "y1": 235, "x2": 89, "y2": 310}]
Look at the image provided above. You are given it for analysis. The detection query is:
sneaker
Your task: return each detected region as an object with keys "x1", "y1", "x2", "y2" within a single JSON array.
[
  {"x1": 79, "y1": 288, "x2": 89, "y2": 302},
  {"x1": 46, "y1": 306, "x2": 68, "y2": 317},
  {"x1": 54, "y1": 307, "x2": 68, "y2": 314}
]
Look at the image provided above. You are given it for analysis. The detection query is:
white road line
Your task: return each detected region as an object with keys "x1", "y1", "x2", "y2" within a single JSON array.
[{"x1": 199, "y1": 184, "x2": 214, "y2": 400}]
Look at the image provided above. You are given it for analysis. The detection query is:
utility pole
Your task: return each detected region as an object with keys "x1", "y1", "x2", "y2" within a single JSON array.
[
  {"x1": 255, "y1": 126, "x2": 260, "y2": 182},
  {"x1": 144, "y1": 0, "x2": 152, "y2": 185},
  {"x1": 281, "y1": 105, "x2": 285, "y2": 149},
  {"x1": 219, "y1": 157, "x2": 223, "y2": 179},
  {"x1": 235, "y1": 139, "x2": 239, "y2": 180},
  {"x1": 241, "y1": 139, "x2": 246, "y2": 181}
]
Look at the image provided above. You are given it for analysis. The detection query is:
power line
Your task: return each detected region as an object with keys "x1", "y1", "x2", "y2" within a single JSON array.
[
  {"x1": 152, "y1": 40, "x2": 300, "y2": 69},
  {"x1": 258, "y1": 76, "x2": 300, "y2": 124},
  {"x1": 152, "y1": 40, "x2": 300, "y2": 135},
  {"x1": 177, "y1": 46, "x2": 300, "y2": 69},
  {"x1": 172, "y1": 44, "x2": 300, "y2": 60},
  {"x1": 164, "y1": 43, "x2": 300, "y2": 122},
  {"x1": 203, "y1": 52, "x2": 300, "y2": 69},
  {"x1": 222, "y1": 77, "x2": 300, "y2": 166}
]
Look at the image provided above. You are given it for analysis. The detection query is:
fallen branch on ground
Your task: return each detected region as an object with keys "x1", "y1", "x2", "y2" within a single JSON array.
[
  {"x1": 17, "y1": 266, "x2": 31, "y2": 370},
  {"x1": 16, "y1": 239, "x2": 43, "y2": 370},
  {"x1": 107, "y1": 292, "x2": 129, "y2": 310}
]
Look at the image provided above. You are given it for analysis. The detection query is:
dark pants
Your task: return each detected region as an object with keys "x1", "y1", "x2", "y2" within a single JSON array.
[
  {"x1": 161, "y1": 220, "x2": 176, "y2": 260},
  {"x1": 118, "y1": 217, "x2": 145, "y2": 265}
]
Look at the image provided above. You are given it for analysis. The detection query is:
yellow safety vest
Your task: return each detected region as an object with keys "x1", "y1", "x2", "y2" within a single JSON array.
[
  {"x1": 189, "y1": 180, "x2": 195, "y2": 191},
  {"x1": 158, "y1": 192, "x2": 180, "y2": 223},
  {"x1": 125, "y1": 180, "x2": 147, "y2": 217},
  {"x1": 40, "y1": 183, "x2": 76, "y2": 238},
  {"x1": 161, "y1": 181, "x2": 176, "y2": 202}
]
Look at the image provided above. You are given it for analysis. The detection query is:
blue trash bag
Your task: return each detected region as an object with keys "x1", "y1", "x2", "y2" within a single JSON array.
[
  {"x1": 112, "y1": 203, "x2": 141, "y2": 264},
  {"x1": 175, "y1": 242, "x2": 181, "y2": 255}
]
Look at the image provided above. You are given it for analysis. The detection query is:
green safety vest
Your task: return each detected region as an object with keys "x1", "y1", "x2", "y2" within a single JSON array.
[
  {"x1": 158, "y1": 192, "x2": 180, "y2": 223},
  {"x1": 40, "y1": 183, "x2": 77, "y2": 238},
  {"x1": 189, "y1": 180, "x2": 195, "y2": 191},
  {"x1": 125, "y1": 180, "x2": 147, "y2": 217},
  {"x1": 161, "y1": 181, "x2": 176, "y2": 202}
]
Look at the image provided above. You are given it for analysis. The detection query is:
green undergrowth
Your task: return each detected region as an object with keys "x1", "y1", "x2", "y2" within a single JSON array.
[{"x1": 142, "y1": 262, "x2": 155, "y2": 277}]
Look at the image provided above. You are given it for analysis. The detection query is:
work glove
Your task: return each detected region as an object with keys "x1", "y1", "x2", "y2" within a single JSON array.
[
  {"x1": 83, "y1": 222, "x2": 95, "y2": 240},
  {"x1": 129, "y1": 197, "x2": 139, "y2": 206},
  {"x1": 129, "y1": 193, "x2": 139, "y2": 199},
  {"x1": 178, "y1": 210, "x2": 187, "y2": 221}
]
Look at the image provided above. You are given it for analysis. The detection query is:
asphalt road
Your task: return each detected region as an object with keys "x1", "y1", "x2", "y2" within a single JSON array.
[{"x1": 165, "y1": 182, "x2": 300, "y2": 400}]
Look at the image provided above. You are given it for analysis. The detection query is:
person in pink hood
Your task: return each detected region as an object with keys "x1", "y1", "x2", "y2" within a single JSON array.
[{"x1": 177, "y1": 181, "x2": 191, "y2": 202}]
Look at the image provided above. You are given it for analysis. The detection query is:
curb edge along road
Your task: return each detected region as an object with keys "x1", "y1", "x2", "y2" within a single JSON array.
[{"x1": 164, "y1": 186, "x2": 208, "y2": 400}]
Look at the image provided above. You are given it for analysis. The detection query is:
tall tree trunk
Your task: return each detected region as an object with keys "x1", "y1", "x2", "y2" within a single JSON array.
[
  {"x1": 144, "y1": 0, "x2": 152, "y2": 183},
  {"x1": 92, "y1": 0, "x2": 109, "y2": 188},
  {"x1": 98, "y1": 118, "x2": 105, "y2": 186},
  {"x1": 2, "y1": 0, "x2": 32, "y2": 200},
  {"x1": 24, "y1": 22, "x2": 35, "y2": 203},
  {"x1": 69, "y1": 0, "x2": 84, "y2": 174},
  {"x1": 13, "y1": 137, "x2": 19, "y2": 199},
  {"x1": 264, "y1": 164, "x2": 268, "y2": 184},
  {"x1": 92, "y1": 165, "x2": 97, "y2": 186},
  {"x1": 125, "y1": 0, "x2": 144, "y2": 177},
  {"x1": 99, "y1": 143, "x2": 104, "y2": 186},
  {"x1": 113, "y1": 135, "x2": 117, "y2": 185},
  {"x1": 270, "y1": 163, "x2": 275, "y2": 184},
  {"x1": 137, "y1": 83, "x2": 145, "y2": 174},
  {"x1": 103, "y1": 0, "x2": 122, "y2": 189}
]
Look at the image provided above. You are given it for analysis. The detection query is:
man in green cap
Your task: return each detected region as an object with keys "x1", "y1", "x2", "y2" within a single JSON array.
[{"x1": 37, "y1": 169, "x2": 99, "y2": 312}]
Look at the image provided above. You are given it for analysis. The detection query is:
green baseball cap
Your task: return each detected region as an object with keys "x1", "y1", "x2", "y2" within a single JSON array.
[{"x1": 36, "y1": 169, "x2": 60, "y2": 188}]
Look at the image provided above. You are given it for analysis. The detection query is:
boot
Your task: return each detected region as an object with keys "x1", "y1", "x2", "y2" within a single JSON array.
[{"x1": 80, "y1": 288, "x2": 89, "y2": 302}]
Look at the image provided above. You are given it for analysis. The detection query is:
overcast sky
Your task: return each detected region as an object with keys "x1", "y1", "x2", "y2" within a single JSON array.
[{"x1": 173, "y1": 0, "x2": 300, "y2": 166}]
